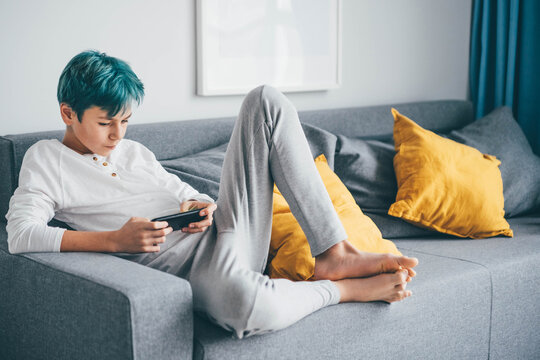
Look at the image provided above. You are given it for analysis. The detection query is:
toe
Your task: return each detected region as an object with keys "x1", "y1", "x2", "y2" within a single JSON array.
[
  {"x1": 397, "y1": 290, "x2": 412, "y2": 301},
  {"x1": 393, "y1": 269, "x2": 409, "y2": 284},
  {"x1": 399, "y1": 256, "x2": 419, "y2": 269}
]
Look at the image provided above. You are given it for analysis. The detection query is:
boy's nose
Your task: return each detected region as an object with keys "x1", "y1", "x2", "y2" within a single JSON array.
[{"x1": 109, "y1": 124, "x2": 124, "y2": 140}]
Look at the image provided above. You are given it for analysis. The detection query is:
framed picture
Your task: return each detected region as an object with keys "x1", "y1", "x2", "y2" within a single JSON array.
[{"x1": 196, "y1": 0, "x2": 342, "y2": 96}]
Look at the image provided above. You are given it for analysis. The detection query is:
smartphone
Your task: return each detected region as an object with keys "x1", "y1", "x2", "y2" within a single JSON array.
[{"x1": 151, "y1": 208, "x2": 206, "y2": 231}]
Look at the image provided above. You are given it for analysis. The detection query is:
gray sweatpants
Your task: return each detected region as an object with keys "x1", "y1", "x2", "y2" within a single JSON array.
[{"x1": 119, "y1": 85, "x2": 348, "y2": 338}]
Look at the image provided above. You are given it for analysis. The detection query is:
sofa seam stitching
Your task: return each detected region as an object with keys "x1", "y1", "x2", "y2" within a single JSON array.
[{"x1": 193, "y1": 337, "x2": 205, "y2": 360}]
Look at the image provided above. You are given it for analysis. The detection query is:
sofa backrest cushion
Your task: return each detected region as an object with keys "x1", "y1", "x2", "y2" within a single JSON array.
[
  {"x1": 0, "y1": 100, "x2": 473, "y2": 223},
  {"x1": 447, "y1": 106, "x2": 540, "y2": 217}
]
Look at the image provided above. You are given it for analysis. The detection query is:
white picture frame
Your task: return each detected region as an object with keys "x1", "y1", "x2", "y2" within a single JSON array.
[{"x1": 196, "y1": 0, "x2": 342, "y2": 96}]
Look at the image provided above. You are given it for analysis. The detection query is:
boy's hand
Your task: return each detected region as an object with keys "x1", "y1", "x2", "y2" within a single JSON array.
[
  {"x1": 111, "y1": 217, "x2": 172, "y2": 253},
  {"x1": 179, "y1": 200, "x2": 217, "y2": 233}
]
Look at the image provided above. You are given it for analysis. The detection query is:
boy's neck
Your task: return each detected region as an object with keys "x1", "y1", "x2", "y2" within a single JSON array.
[{"x1": 62, "y1": 128, "x2": 92, "y2": 155}]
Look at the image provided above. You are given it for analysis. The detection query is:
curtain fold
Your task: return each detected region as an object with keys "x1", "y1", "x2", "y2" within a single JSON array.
[
  {"x1": 515, "y1": 0, "x2": 540, "y2": 154},
  {"x1": 470, "y1": 0, "x2": 540, "y2": 154}
]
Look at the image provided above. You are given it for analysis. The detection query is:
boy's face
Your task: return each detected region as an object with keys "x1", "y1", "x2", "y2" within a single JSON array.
[{"x1": 61, "y1": 104, "x2": 131, "y2": 156}]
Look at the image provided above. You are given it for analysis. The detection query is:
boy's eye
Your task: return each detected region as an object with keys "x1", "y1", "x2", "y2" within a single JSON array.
[{"x1": 98, "y1": 120, "x2": 128, "y2": 126}]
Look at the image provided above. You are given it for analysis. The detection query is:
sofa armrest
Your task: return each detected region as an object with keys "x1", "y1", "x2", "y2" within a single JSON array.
[{"x1": 0, "y1": 248, "x2": 193, "y2": 360}]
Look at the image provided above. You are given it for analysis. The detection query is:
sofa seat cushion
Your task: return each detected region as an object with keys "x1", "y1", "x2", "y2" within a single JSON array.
[
  {"x1": 394, "y1": 213, "x2": 540, "y2": 360},
  {"x1": 193, "y1": 251, "x2": 491, "y2": 360}
]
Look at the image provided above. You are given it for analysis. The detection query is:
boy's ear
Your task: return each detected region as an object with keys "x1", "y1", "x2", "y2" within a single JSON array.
[{"x1": 60, "y1": 103, "x2": 78, "y2": 126}]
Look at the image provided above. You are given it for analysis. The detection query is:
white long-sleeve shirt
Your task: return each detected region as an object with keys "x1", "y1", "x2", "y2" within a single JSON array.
[{"x1": 6, "y1": 138, "x2": 214, "y2": 254}]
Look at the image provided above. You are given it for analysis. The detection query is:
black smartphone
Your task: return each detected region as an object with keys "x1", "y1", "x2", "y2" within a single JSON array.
[{"x1": 151, "y1": 208, "x2": 206, "y2": 231}]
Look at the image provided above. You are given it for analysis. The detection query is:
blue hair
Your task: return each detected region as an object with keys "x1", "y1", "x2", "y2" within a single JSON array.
[{"x1": 57, "y1": 50, "x2": 144, "y2": 122}]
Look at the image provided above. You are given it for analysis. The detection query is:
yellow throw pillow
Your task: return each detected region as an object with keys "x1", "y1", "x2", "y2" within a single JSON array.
[
  {"x1": 388, "y1": 108, "x2": 513, "y2": 239},
  {"x1": 267, "y1": 154, "x2": 402, "y2": 281}
]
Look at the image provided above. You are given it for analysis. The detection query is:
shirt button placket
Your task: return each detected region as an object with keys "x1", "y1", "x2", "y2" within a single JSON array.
[
  {"x1": 94, "y1": 157, "x2": 117, "y2": 178},
  {"x1": 103, "y1": 162, "x2": 118, "y2": 178}
]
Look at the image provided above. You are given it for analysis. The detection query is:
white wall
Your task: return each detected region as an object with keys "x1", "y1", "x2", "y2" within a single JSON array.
[{"x1": 0, "y1": 0, "x2": 471, "y2": 135}]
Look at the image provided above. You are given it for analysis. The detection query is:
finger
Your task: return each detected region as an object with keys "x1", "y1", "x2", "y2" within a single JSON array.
[
  {"x1": 180, "y1": 201, "x2": 195, "y2": 212},
  {"x1": 154, "y1": 237, "x2": 166, "y2": 244},
  {"x1": 202, "y1": 204, "x2": 217, "y2": 215},
  {"x1": 188, "y1": 219, "x2": 212, "y2": 229},
  {"x1": 208, "y1": 204, "x2": 217, "y2": 216},
  {"x1": 144, "y1": 244, "x2": 160, "y2": 252},
  {"x1": 148, "y1": 235, "x2": 166, "y2": 244},
  {"x1": 150, "y1": 237, "x2": 166, "y2": 245},
  {"x1": 149, "y1": 235, "x2": 168, "y2": 244},
  {"x1": 188, "y1": 201, "x2": 203, "y2": 211},
  {"x1": 198, "y1": 206, "x2": 212, "y2": 217},
  {"x1": 149, "y1": 227, "x2": 173, "y2": 238},
  {"x1": 149, "y1": 221, "x2": 169, "y2": 229},
  {"x1": 198, "y1": 211, "x2": 213, "y2": 223},
  {"x1": 192, "y1": 203, "x2": 216, "y2": 216},
  {"x1": 182, "y1": 226, "x2": 208, "y2": 233},
  {"x1": 130, "y1": 217, "x2": 151, "y2": 223}
]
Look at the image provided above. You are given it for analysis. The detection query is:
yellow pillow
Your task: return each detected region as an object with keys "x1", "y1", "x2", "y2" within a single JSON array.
[
  {"x1": 388, "y1": 108, "x2": 513, "y2": 239},
  {"x1": 267, "y1": 154, "x2": 402, "y2": 281}
]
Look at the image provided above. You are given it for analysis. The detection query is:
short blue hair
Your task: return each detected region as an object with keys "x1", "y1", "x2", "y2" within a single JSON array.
[{"x1": 57, "y1": 50, "x2": 144, "y2": 122}]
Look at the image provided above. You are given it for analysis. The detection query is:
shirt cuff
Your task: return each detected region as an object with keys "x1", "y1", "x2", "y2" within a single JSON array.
[
  {"x1": 186, "y1": 194, "x2": 215, "y2": 204},
  {"x1": 49, "y1": 226, "x2": 67, "y2": 252}
]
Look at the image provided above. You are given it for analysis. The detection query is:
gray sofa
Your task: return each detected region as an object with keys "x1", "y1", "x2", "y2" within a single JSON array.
[{"x1": 1, "y1": 100, "x2": 539, "y2": 359}]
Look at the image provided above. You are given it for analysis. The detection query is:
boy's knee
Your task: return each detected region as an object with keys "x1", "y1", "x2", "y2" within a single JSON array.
[
  {"x1": 241, "y1": 84, "x2": 295, "y2": 129},
  {"x1": 191, "y1": 271, "x2": 257, "y2": 337},
  {"x1": 260, "y1": 85, "x2": 291, "y2": 112},
  {"x1": 244, "y1": 84, "x2": 288, "y2": 108}
]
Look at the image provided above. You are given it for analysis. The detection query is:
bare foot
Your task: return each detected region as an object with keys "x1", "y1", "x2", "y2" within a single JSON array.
[
  {"x1": 314, "y1": 240, "x2": 418, "y2": 281},
  {"x1": 334, "y1": 269, "x2": 412, "y2": 303}
]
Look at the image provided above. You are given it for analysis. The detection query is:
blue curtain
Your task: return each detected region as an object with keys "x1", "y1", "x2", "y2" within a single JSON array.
[{"x1": 470, "y1": 0, "x2": 540, "y2": 154}]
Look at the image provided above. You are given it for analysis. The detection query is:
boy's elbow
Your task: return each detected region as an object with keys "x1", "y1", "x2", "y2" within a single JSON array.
[
  {"x1": 6, "y1": 219, "x2": 64, "y2": 254},
  {"x1": 7, "y1": 243, "x2": 22, "y2": 255},
  {"x1": 6, "y1": 221, "x2": 32, "y2": 254},
  {"x1": 6, "y1": 230, "x2": 24, "y2": 254}
]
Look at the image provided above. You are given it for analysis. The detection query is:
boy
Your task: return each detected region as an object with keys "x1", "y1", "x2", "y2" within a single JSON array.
[{"x1": 6, "y1": 50, "x2": 418, "y2": 338}]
